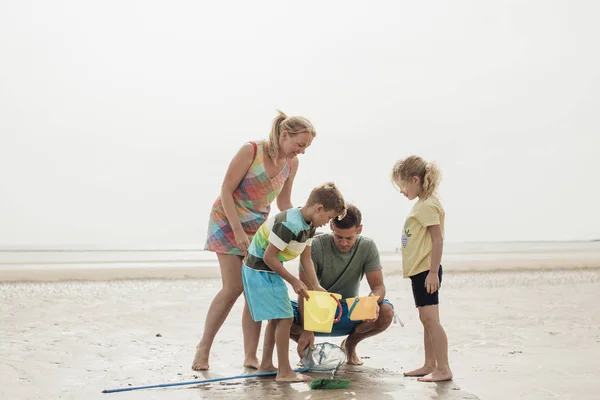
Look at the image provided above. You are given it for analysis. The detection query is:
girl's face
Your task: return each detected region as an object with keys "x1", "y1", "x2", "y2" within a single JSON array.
[
  {"x1": 280, "y1": 131, "x2": 313, "y2": 158},
  {"x1": 399, "y1": 176, "x2": 422, "y2": 200}
]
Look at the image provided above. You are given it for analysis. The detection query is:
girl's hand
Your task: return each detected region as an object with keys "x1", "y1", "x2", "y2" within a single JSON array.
[
  {"x1": 424, "y1": 271, "x2": 440, "y2": 294},
  {"x1": 233, "y1": 229, "x2": 250, "y2": 253},
  {"x1": 292, "y1": 279, "x2": 309, "y2": 300}
]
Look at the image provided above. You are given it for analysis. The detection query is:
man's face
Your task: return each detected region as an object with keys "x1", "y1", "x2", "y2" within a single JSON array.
[{"x1": 330, "y1": 223, "x2": 362, "y2": 253}]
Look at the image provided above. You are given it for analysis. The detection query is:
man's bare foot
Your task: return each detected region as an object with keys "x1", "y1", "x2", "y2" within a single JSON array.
[
  {"x1": 275, "y1": 372, "x2": 312, "y2": 382},
  {"x1": 191, "y1": 345, "x2": 209, "y2": 371},
  {"x1": 417, "y1": 369, "x2": 453, "y2": 382},
  {"x1": 341, "y1": 339, "x2": 363, "y2": 366},
  {"x1": 404, "y1": 366, "x2": 435, "y2": 377},
  {"x1": 257, "y1": 364, "x2": 278, "y2": 374},
  {"x1": 243, "y1": 356, "x2": 260, "y2": 370}
]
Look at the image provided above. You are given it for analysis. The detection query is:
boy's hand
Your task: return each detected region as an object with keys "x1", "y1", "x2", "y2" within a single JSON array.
[
  {"x1": 424, "y1": 271, "x2": 440, "y2": 294},
  {"x1": 292, "y1": 278, "x2": 309, "y2": 300}
]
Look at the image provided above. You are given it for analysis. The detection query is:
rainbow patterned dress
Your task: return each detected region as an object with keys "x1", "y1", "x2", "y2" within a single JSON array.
[{"x1": 204, "y1": 141, "x2": 292, "y2": 256}]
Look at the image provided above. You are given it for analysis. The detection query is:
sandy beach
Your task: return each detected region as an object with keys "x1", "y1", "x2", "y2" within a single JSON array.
[{"x1": 2, "y1": 263, "x2": 600, "y2": 400}]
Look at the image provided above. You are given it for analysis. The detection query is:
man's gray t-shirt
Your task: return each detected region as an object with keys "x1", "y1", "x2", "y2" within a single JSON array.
[{"x1": 300, "y1": 234, "x2": 382, "y2": 299}]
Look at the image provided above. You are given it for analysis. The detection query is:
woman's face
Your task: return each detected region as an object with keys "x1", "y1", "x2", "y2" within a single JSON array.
[{"x1": 280, "y1": 131, "x2": 313, "y2": 158}]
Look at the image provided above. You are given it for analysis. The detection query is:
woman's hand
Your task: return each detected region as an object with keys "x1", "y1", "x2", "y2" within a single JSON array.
[{"x1": 233, "y1": 229, "x2": 250, "y2": 253}]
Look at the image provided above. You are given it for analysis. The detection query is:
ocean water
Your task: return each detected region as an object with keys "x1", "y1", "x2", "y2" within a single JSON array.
[{"x1": 1, "y1": 241, "x2": 599, "y2": 272}]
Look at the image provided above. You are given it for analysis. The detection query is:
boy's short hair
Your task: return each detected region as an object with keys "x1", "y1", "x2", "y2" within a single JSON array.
[
  {"x1": 306, "y1": 182, "x2": 346, "y2": 216},
  {"x1": 331, "y1": 203, "x2": 361, "y2": 229}
]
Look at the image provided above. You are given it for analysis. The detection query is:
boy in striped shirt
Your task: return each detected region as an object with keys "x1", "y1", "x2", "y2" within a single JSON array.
[{"x1": 242, "y1": 182, "x2": 346, "y2": 382}]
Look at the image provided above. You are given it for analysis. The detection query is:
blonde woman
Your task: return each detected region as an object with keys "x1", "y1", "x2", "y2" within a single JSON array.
[{"x1": 192, "y1": 111, "x2": 316, "y2": 371}]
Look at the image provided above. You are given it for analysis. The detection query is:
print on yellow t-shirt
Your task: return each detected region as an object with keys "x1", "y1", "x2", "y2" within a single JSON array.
[{"x1": 401, "y1": 196, "x2": 445, "y2": 278}]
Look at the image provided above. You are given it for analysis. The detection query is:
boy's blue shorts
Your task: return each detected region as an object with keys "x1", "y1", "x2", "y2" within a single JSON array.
[
  {"x1": 291, "y1": 298, "x2": 394, "y2": 337},
  {"x1": 242, "y1": 265, "x2": 293, "y2": 322}
]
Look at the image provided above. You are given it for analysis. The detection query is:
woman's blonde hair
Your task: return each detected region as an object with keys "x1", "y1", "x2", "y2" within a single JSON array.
[
  {"x1": 265, "y1": 110, "x2": 316, "y2": 161},
  {"x1": 392, "y1": 155, "x2": 441, "y2": 199}
]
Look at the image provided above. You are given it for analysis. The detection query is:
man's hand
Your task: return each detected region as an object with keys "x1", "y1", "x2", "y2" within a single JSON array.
[
  {"x1": 364, "y1": 303, "x2": 380, "y2": 323},
  {"x1": 297, "y1": 330, "x2": 315, "y2": 359},
  {"x1": 315, "y1": 284, "x2": 327, "y2": 292},
  {"x1": 425, "y1": 271, "x2": 440, "y2": 294}
]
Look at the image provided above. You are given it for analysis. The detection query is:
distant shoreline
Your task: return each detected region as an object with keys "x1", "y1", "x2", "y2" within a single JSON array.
[
  {"x1": 2, "y1": 257, "x2": 600, "y2": 283},
  {"x1": 1, "y1": 239, "x2": 599, "y2": 252}
]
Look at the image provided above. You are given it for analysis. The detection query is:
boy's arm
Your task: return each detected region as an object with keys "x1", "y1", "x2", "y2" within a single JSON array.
[
  {"x1": 299, "y1": 247, "x2": 324, "y2": 292},
  {"x1": 425, "y1": 224, "x2": 443, "y2": 294},
  {"x1": 364, "y1": 241, "x2": 385, "y2": 303},
  {"x1": 263, "y1": 243, "x2": 309, "y2": 299}
]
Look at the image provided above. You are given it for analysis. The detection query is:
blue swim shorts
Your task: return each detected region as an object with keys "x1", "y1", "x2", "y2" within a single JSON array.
[{"x1": 242, "y1": 264, "x2": 293, "y2": 322}]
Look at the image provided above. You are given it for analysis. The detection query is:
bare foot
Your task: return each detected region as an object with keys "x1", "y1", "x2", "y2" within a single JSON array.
[
  {"x1": 257, "y1": 364, "x2": 278, "y2": 374},
  {"x1": 243, "y1": 356, "x2": 260, "y2": 370},
  {"x1": 276, "y1": 372, "x2": 312, "y2": 382},
  {"x1": 341, "y1": 339, "x2": 363, "y2": 366},
  {"x1": 417, "y1": 369, "x2": 453, "y2": 382},
  {"x1": 191, "y1": 345, "x2": 209, "y2": 371},
  {"x1": 404, "y1": 366, "x2": 435, "y2": 377}
]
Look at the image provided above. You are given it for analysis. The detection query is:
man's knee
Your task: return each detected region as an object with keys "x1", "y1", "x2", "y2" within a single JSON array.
[
  {"x1": 290, "y1": 322, "x2": 304, "y2": 336},
  {"x1": 377, "y1": 304, "x2": 394, "y2": 329}
]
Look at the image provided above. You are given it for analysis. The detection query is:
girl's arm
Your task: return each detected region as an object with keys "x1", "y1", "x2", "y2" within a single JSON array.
[
  {"x1": 276, "y1": 157, "x2": 299, "y2": 211},
  {"x1": 426, "y1": 224, "x2": 444, "y2": 294},
  {"x1": 220, "y1": 144, "x2": 255, "y2": 252}
]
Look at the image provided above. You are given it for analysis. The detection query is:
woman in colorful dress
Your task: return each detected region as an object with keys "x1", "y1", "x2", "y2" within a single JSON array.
[{"x1": 192, "y1": 111, "x2": 316, "y2": 371}]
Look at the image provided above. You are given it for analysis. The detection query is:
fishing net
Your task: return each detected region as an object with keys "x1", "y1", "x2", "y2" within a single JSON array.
[
  {"x1": 301, "y1": 342, "x2": 347, "y2": 371},
  {"x1": 300, "y1": 342, "x2": 350, "y2": 390}
]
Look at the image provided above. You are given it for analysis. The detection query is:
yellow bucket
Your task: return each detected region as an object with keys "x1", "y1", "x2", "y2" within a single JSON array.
[
  {"x1": 303, "y1": 291, "x2": 342, "y2": 333},
  {"x1": 345, "y1": 296, "x2": 380, "y2": 321}
]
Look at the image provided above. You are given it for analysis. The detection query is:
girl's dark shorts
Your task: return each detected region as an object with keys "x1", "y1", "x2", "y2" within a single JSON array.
[{"x1": 410, "y1": 266, "x2": 443, "y2": 308}]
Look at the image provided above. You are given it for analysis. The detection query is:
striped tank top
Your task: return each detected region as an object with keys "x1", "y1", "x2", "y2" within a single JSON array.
[{"x1": 205, "y1": 141, "x2": 292, "y2": 256}]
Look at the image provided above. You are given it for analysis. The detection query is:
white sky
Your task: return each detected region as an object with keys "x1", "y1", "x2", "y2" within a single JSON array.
[{"x1": 1, "y1": 0, "x2": 599, "y2": 250}]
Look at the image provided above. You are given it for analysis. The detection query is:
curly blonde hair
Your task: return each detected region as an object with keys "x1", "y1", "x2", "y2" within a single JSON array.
[
  {"x1": 392, "y1": 155, "x2": 441, "y2": 199},
  {"x1": 265, "y1": 110, "x2": 316, "y2": 161}
]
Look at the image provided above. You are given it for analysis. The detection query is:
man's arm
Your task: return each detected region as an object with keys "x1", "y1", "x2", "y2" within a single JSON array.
[
  {"x1": 295, "y1": 270, "x2": 315, "y2": 358},
  {"x1": 365, "y1": 269, "x2": 386, "y2": 304},
  {"x1": 295, "y1": 244, "x2": 324, "y2": 358}
]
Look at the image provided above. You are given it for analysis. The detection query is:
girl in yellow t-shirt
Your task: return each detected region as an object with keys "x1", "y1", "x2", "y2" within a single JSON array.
[{"x1": 392, "y1": 155, "x2": 452, "y2": 382}]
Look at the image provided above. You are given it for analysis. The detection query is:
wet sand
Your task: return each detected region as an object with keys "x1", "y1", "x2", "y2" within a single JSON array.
[{"x1": 2, "y1": 269, "x2": 600, "y2": 399}]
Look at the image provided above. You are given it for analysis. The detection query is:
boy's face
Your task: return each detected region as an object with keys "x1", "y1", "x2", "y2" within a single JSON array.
[{"x1": 311, "y1": 206, "x2": 339, "y2": 228}]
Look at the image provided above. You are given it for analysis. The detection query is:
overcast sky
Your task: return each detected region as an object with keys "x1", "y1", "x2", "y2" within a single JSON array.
[{"x1": 1, "y1": 0, "x2": 598, "y2": 250}]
